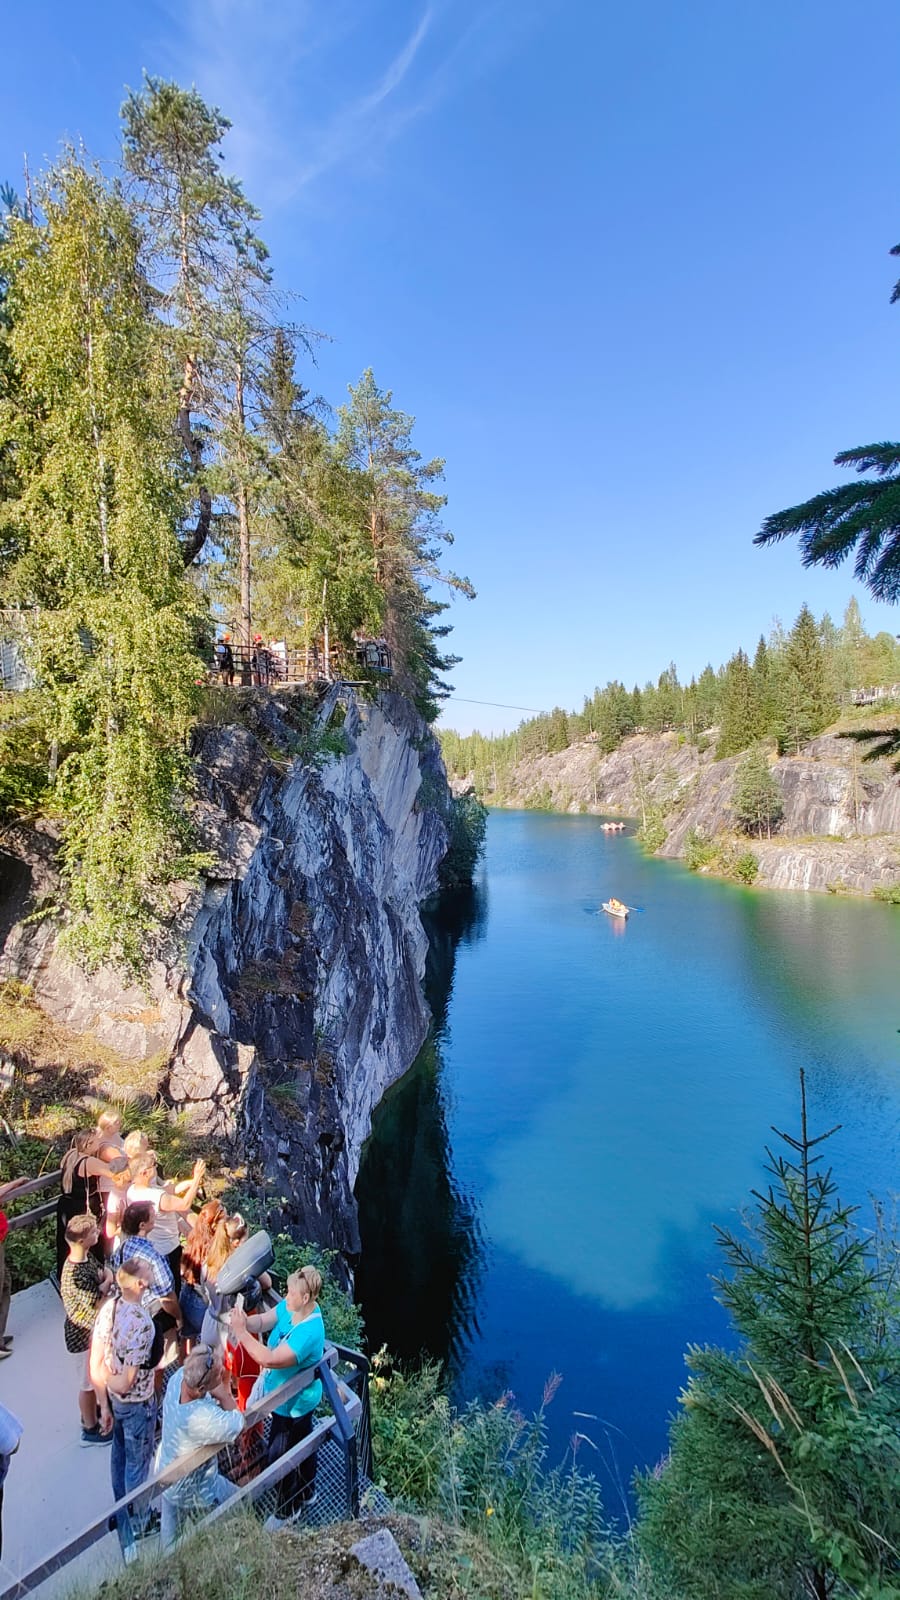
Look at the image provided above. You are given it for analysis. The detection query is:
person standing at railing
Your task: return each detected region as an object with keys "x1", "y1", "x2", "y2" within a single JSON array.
[
  {"x1": 90, "y1": 1259, "x2": 157, "y2": 1562},
  {"x1": 60, "y1": 1213, "x2": 114, "y2": 1445},
  {"x1": 94, "y1": 1111, "x2": 128, "y2": 1252},
  {"x1": 0, "y1": 1174, "x2": 31, "y2": 1358},
  {"x1": 229, "y1": 1265, "x2": 324, "y2": 1529},
  {"x1": 155, "y1": 1344, "x2": 244, "y2": 1549}
]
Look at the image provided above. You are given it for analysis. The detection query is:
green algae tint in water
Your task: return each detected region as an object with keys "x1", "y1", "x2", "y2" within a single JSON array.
[{"x1": 356, "y1": 810, "x2": 900, "y2": 1510}]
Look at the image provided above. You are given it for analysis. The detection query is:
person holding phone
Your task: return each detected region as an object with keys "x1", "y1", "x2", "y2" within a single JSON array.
[{"x1": 229, "y1": 1265, "x2": 324, "y2": 1527}]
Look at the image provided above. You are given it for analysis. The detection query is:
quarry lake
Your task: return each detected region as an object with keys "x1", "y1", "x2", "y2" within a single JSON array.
[{"x1": 355, "y1": 808, "x2": 900, "y2": 1511}]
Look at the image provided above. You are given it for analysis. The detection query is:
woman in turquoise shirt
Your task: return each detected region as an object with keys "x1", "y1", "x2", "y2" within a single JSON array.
[{"x1": 229, "y1": 1265, "x2": 324, "y2": 1525}]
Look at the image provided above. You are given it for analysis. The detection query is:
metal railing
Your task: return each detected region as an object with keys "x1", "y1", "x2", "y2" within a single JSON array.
[
  {"x1": 0, "y1": 1175, "x2": 377, "y2": 1597},
  {"x1": 0, "y1": 1345, "x2": 373, "y2": 1600},
  {"x1": 4, "y1": 1170, "x2": 62, "y2": 1233}
]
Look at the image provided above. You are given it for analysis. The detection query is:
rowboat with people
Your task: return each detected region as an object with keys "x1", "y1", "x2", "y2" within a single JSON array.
[{"x1": 602, "y1": 898, "x2": 629, "y2": 919}]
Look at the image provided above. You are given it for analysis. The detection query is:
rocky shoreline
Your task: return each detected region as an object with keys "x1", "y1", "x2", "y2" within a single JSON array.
[{"x1": 461, "y1": 720, "x2": 900, "y2": 898}]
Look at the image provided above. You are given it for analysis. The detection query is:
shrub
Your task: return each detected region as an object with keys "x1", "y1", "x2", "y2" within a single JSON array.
[
  {"x1": 637, "y1": 807, "x2": 667, "y2": 853},
  {"x1": 872, "y1": 883, "x2": 900, "y2": 905},
  {"x1": 684, "y1": 829, "x2": 717, "y2": 872},
  {"x1": 732, "y1": 850, "x2": 758, "y2": 884},
  {"x1": 369, "y1": 1355, "x2": 621, "y2": 1600},
  {"x1": 439, "y1": 792, "x2": 488, "y2": 891}
]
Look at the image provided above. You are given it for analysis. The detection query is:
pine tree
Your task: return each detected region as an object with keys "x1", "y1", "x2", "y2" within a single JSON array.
[
  {"x1": 638, "y1": 1073, "x2": 900, "y2": 1600},
  {"x1": 121, "y1": 76, "x2": 269, "y2": 569},
  {"x1": 732, "y1": 746, "x2": 783, "y2": 837},
  {"x1": 336, "y1": 369, "x2": 473, "y2": 717}
]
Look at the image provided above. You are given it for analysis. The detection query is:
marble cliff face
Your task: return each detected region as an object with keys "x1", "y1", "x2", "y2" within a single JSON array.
[{"x1": 0, "y1": 688, "x2": 451, "y2": 1255}]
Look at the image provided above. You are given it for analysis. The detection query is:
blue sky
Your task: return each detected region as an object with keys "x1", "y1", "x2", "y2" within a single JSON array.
[{"x1": 3, "y1": 0, "x2": 899, "y2": 733}]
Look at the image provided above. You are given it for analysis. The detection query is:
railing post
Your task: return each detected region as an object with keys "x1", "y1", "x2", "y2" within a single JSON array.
[{"x1": 319, "y1": 1359, "x2": 359, "y2": 1518}]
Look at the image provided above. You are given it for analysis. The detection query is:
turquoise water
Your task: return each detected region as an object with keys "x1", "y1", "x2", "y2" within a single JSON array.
[{"x1": 356, "y1": 809, "x2": 900, "y2": 1509}]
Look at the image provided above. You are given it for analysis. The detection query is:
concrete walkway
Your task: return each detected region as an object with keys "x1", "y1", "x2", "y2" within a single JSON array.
[{"x1": 1, "y1": 1282, "x2": 121, "y2": 1598}]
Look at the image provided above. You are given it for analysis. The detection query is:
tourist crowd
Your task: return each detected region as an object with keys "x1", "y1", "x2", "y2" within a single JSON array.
[{"x1": 0, "y1": 1112, "x2": 326, "y2": 1565}]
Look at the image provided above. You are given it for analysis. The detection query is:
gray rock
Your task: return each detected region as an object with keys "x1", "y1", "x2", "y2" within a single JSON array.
[
  {"x1": 0, "y1": 687, "x2": 451, "y2": 1253},
  {"x1": 484, "y1": 724, "x2": 900, "y2": 895},
  {"x1": 350, "y1": 1527, "x2": 423, "y2": 1599}
]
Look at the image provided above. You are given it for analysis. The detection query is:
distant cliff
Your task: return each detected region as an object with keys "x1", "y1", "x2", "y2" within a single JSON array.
[
  {"x1": 0, "y1": 687, "x2": 451, "y2": 1255},
  {"x1": 463, "y1": 719, "x2": 900, "y2": 896}
]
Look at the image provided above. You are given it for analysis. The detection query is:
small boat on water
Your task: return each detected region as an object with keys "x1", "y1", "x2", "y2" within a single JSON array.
[
  {"x1": 602, "y1": 898, "x2": 629, "y2": 919},
  {"x1": 600, "y1": 821, "x2": 626, "y2": 832}
]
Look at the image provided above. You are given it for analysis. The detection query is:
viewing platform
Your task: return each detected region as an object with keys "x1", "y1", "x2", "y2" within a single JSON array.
[{"x1": 1, "y1": 1272, "x2": 379, "y2": 1600}]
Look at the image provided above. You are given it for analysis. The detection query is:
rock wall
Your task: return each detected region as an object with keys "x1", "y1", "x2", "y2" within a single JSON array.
[
  {"x1": 473, "y1": 723, "x2": 900, "y2": 895},
  {"x1": 0, "y1": 688, "x2": 450, "y2": 1255}
]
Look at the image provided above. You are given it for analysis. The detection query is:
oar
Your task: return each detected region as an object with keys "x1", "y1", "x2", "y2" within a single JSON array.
[{"x1": 623, "y1": 904, "x2": 645, "y2": 913}]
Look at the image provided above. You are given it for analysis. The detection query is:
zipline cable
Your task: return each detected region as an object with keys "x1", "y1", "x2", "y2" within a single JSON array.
[{"x1": 442, "y1": 696, "x2": 549, "y2": 715}]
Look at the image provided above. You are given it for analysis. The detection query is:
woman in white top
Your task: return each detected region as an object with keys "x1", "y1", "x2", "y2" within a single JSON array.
[
  {"x1": 95, "y1": 1112, "x2": 128, "y2": 1248},
  {"x1": 127, "y1": 1151, "x2": 206, "y2": 1287}
]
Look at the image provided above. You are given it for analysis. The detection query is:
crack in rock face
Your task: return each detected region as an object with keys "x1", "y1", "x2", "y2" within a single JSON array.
[{"x1": 0, "y1": 689, "x2": 451, "y2": 1255}]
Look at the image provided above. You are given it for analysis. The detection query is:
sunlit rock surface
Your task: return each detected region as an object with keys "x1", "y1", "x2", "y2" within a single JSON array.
[
  {"x1": 0, "y1": 689, "x2": 450, "y2": 1254},
  {"x1": 475, "y1": 722, "x2": 900, "y2": 894}
]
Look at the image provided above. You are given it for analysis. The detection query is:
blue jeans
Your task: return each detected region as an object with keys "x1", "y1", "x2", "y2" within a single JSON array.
[
  {"x1": 160, "y1": 1473, "x2": 237, "y2": 1549},
  {"x1": 110, "y1": 1395, "x2": 157, "y2": 1557}
]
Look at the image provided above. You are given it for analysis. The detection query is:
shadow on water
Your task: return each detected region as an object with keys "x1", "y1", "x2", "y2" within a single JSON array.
[{"x1": 355, "y1": 881, "x2": 488, "y2": 1368}]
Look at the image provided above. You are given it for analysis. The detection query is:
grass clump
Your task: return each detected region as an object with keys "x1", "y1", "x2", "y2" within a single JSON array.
[{"x1": 369, "y1": 1355, "x2": 636, "y2": 1599}]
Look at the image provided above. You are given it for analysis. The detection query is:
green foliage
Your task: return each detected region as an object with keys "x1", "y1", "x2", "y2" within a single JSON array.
[
  {"x1": 525, "y1": 783, "x2": 554, "y2": 811},
  {"x1": 872, "y1": 883, "x2": 900, "y2": 904},
  {"x1": 636, "y1": 806, "x2": 666, "y2": 853},
  {"x1": 731, "y1": 849, "x2": 759, "y2": 884},
  {"x1": 369, "y1": 1355, "x2": 618, "y2": 1600},
  {"x1": 756, "y1": 439, "x2": 900, "y2": 604},
  {"x1": 0, "y1": 692, "x2": 49, "y2": 821},
  {"x1": 732, "y1": 747, "x2": 784, "y2": 838},
  {"x1": 717, "y1": 649, "x2": 761, "y2": 758},
  {"x1": 684, "y1": 829, "x2": 718, "y2": 872},
  {"x1": 439, "y1": 792, "x2": 488, "y2": 891},
  {"x1": 336, "y1": 369, "x2": 474, "y2": 720},
  {"x1": 0, "y1": 160, "x2": 207, "y2": 971},
  {"x1": 0, "y1": 1134, "x2": 57, "y2": 1287},
  {"x1": 771, "y1": 605, "x2": 836, "y2": 756},
  {"x1": 638, "y1": 1077, "x2": 900, "y2": 1599}
]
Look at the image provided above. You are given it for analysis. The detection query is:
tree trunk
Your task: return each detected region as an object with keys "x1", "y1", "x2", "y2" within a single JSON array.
[
  {"x1": 177, "y1": 355, "x2": 212, "y2": 566},
  {"x1": 238, "y1": 483, "x2": 251, "y2": 651},
  {"x1": 235, "y1": 361, "x2": 251, "y2": 652}
]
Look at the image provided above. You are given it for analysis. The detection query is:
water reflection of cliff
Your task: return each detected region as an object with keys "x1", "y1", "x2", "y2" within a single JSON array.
[{"x1": 354, "y1": 882, "x2": 488, "y2": 1368}]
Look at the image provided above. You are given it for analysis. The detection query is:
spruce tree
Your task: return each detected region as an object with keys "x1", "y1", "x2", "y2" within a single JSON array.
[
  {"x1": 772, "y1": 605, "x2": 835, "y2": 754},
  {"x1": 694, "y1": 664, "x2": 720, "y2": 732},
  {"x1": 732, "y1": 746, "x2": 783, "y2": 838},
  {"x1": 717, "y1": 649, "x2": 760, "y2": 756},
  {"x1": 638, "y1": 1073, "x2": 900, "y2": 1600},
  {"x1": 336, "y1": 369, "x2": 473, "y2": 718}
]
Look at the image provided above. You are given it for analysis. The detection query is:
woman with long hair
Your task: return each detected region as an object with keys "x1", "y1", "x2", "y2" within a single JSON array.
[
  {"x1": 56, "y1": 1131, "x2": 128, "y2": 1278},
  {"x1": 179, "y1": 1200, "x2": 227, "y2": 1345}
]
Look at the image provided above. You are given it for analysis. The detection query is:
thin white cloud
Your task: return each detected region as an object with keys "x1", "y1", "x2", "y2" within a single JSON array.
[
  {"x1": 286, "y1": 8, "x2": 434, "y2": 195},
  {"x1": 152, "y1": 0, "x2": 553, "y2": 212}
]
